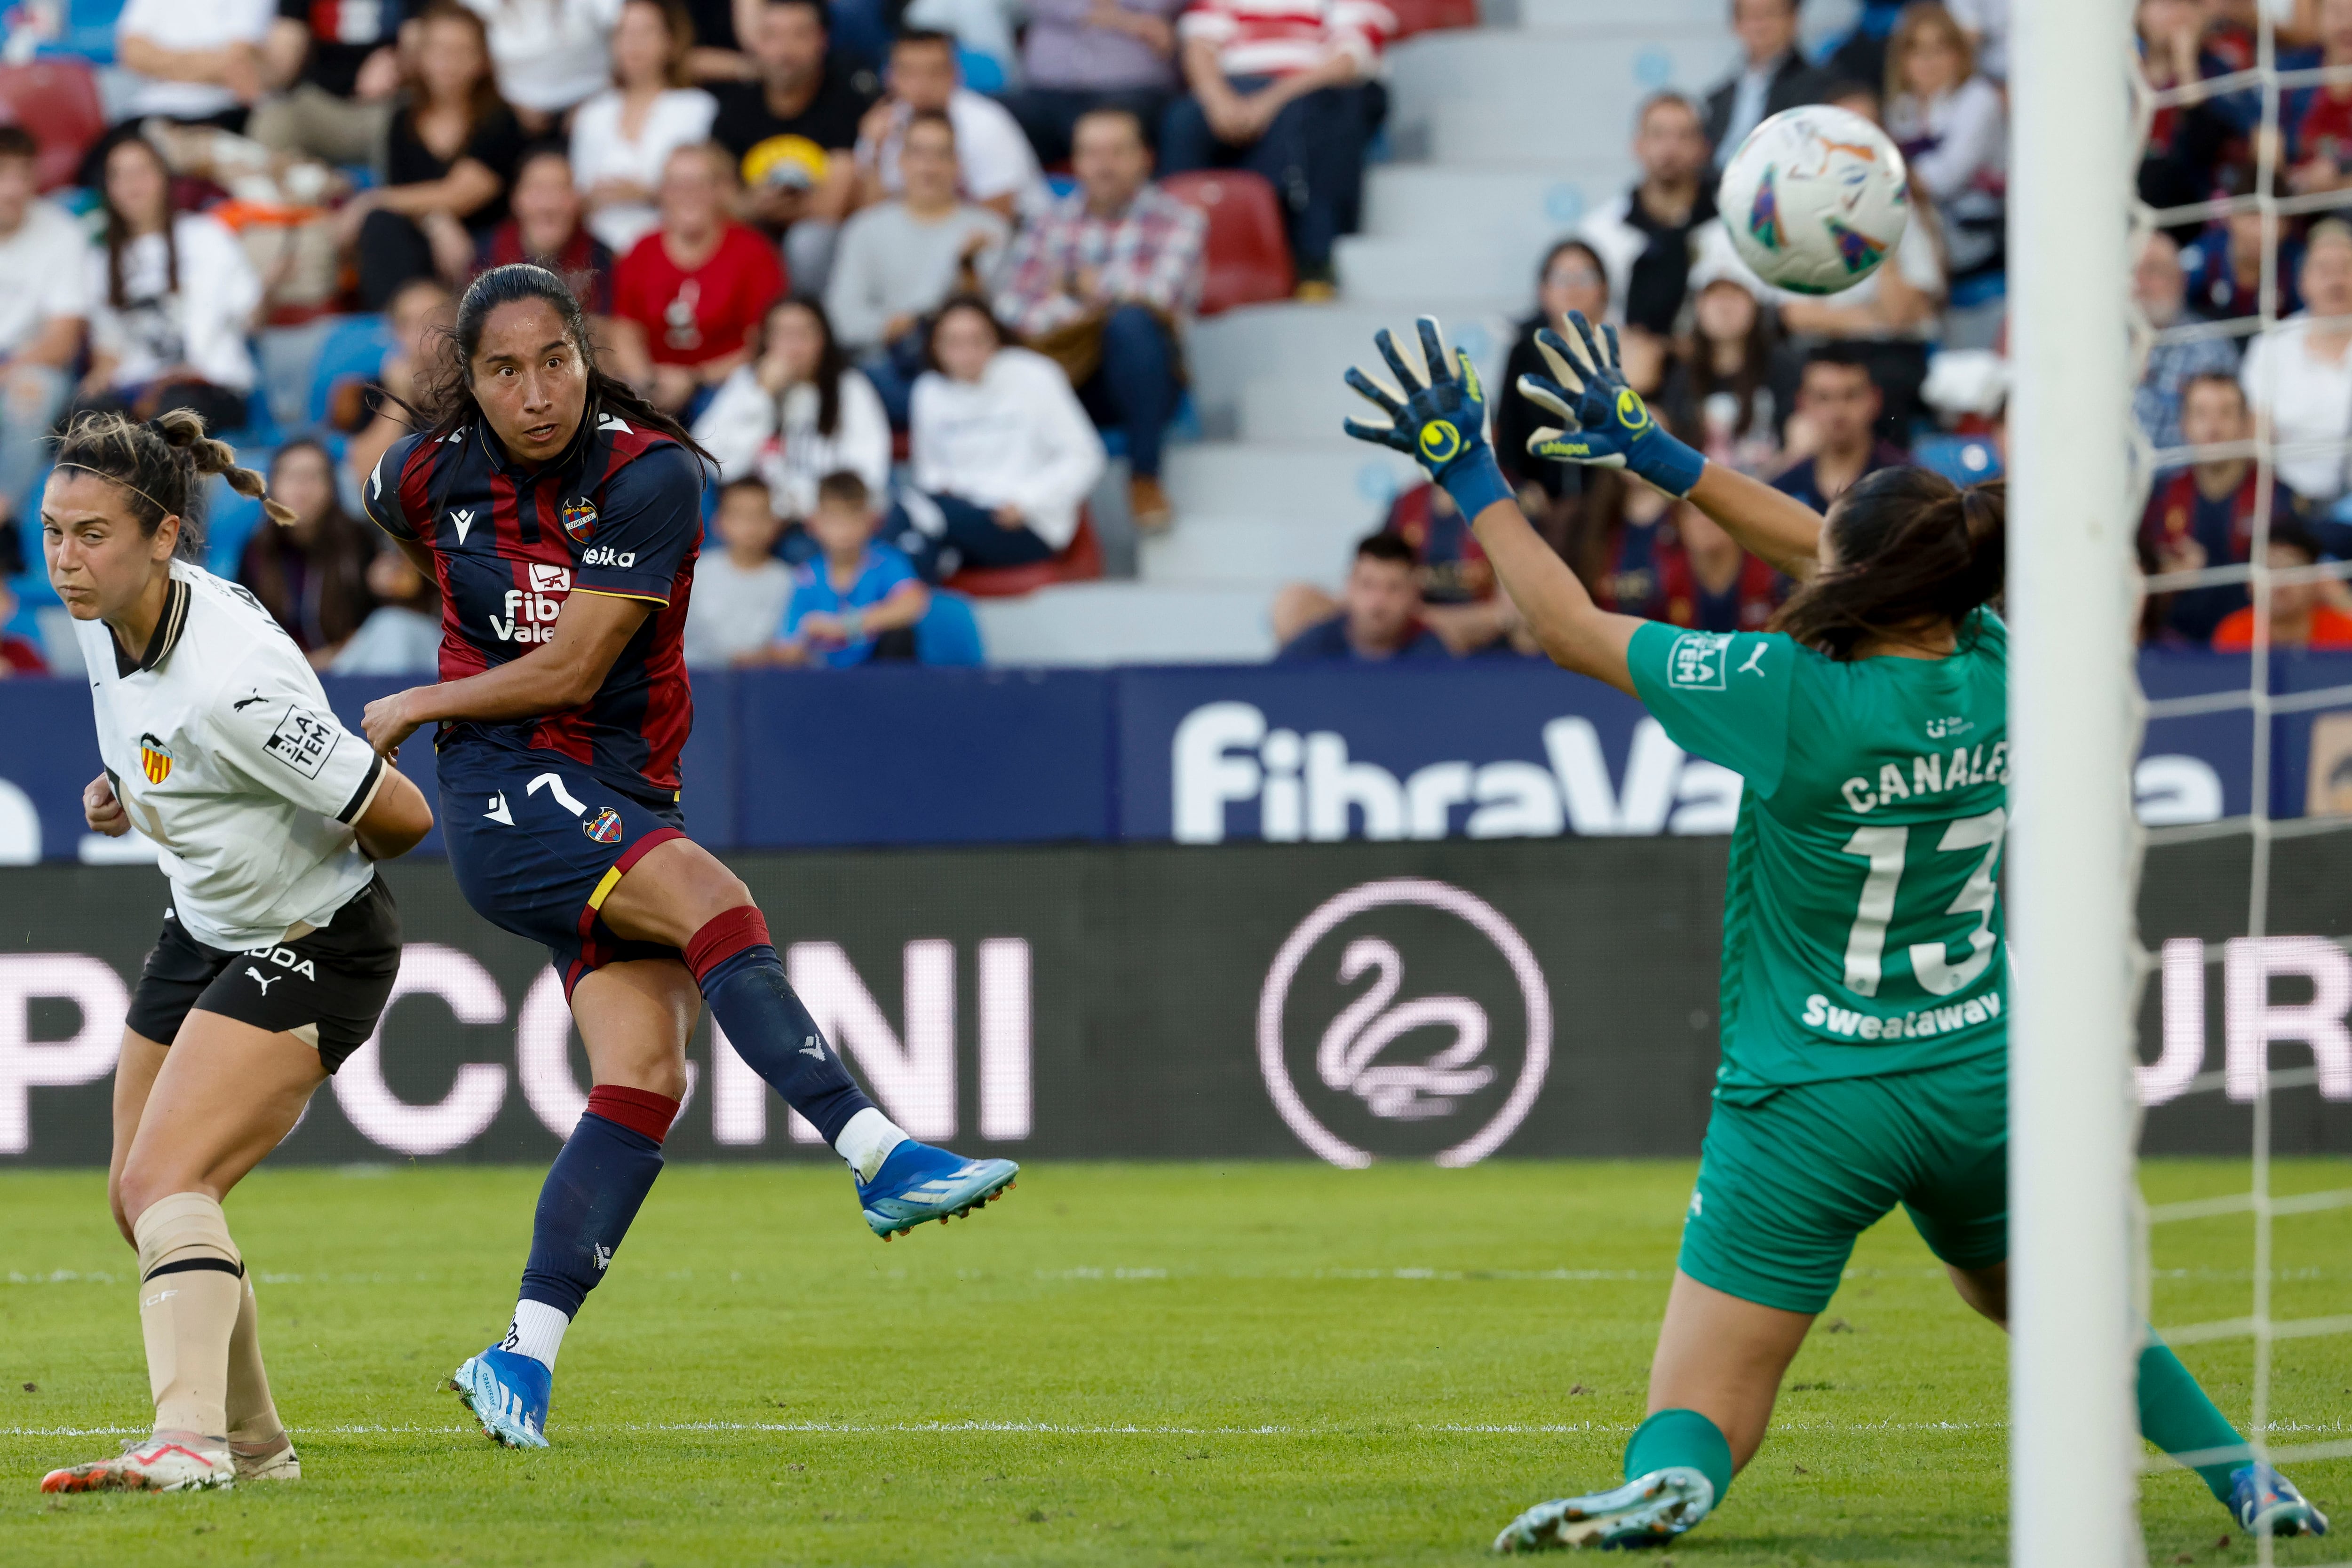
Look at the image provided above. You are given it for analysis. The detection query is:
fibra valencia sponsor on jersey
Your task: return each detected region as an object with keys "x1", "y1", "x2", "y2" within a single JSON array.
[
  {"x1": 492, "y1": 563, "x2": 572, "y2": 645},
  {"x1": 1799, "y1": 988, "x2": 2002, "y2": 1041}
]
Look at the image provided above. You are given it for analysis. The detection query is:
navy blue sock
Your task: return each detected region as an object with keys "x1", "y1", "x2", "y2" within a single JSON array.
[
  {"x1": 516, "y1": 1089, "x2": 673, "y2": 1318},
  {"x1": 686, "y1": 908, "x2": 875, "y2": 1144}
]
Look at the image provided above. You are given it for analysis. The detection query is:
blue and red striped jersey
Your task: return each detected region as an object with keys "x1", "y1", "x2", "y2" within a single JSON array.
[{"x1": 361, "y1": 406, "x2": 702, "y2": 796}]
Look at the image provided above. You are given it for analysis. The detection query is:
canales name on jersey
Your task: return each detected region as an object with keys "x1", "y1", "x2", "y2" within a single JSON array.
[{"x1": 72, "y1": 562, "x2": 386, "y2": 951}]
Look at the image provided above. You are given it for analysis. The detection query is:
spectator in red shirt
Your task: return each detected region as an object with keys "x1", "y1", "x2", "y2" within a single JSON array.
[
  {"x1": 2210, "y1": 518, "x2": 2352, "y2": 651},
  {"x1": 1655, "y1": 501, "x2": 1788, "y2": 634},
  {"x1": 1159, "y1": 0, "x2": 1394, "y2": 293},
  {"x1": 610, "y1": 141, "x2": 789, "y2": 415},
  {"x1": 477, "y1": 144, "x2": 618, "y2": 317},
  {"x1": 2138, "y1": 372, "x2": 2292, "y2": 644}
]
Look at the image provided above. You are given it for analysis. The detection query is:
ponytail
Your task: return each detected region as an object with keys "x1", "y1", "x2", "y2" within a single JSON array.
[
  {"x1": 52, "y1": 408, "x2": 294, "y2": 562},
  {"x1": 1770, "y1": 468, "x2": 2004, "y2": 660}
]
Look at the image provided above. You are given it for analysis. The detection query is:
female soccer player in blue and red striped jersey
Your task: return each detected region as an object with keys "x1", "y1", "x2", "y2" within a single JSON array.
[{"x1": 357, "y1": 264, "x2": 1017, "y2": 1450}]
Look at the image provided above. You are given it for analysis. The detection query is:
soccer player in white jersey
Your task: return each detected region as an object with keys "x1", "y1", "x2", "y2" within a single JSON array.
[{"x1": 33, "y1": 411, "x2": 437, "y2": 1494}]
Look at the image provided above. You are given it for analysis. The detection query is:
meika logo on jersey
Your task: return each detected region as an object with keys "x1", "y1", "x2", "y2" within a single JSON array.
[
  {"x1": 492, "y1": 565, "x2": 571, "y2": 645},
  {"x1": 582, "y1": 546, "x2": 636, "y2": 568}
]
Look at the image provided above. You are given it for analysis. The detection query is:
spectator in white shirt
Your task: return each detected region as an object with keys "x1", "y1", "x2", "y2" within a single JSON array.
[
  {"x1": 460, "y1": 0, "x2": 628, "y2": 132},
  {"x1": 887, "y1": 295, "x2": 1105, "y2": 581},
  {"x1": 683, "y1": 477, "x2": 797, "y2": 665},
  {"x1": 855, "y1": 29, "x2": 1047, "y2": 222},
  {"x1": 571, "y1": 0, "x2": 722, "y2": 253},
  {"x1": 1883, "y1": 2, "x2": 2005, "y2": 286},
  {"x1": 116, "y1": 0, "x2": 277, "y2": 130},
  {"x1": 0, "y1": 127, "x2": 89, "y2": 544},
  {"x1": 696, "y1": 295, "x2": 893, "y2": 541},
  {"x1": 77, "y1": 136, "x2": 262, "y2": 434},
  {"x1": 2242, "y1": 220, "x2": 2352, "y2": 506}
]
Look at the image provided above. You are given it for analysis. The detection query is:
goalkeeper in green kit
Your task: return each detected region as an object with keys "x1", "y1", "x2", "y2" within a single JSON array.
[{"x1": 1341, "y1": 313, "x2": 2331, "y2": 1552}]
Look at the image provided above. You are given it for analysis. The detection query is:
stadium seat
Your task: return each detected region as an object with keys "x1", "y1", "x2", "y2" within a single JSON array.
[
  {"x1": 946, "y1": 509, "x2": 1105, "y2": 598},
  {"x1": 1383, "y1": 0, "x2": 1480, "y2": 36},
  {"x1": 914, "y1": 591, "x2": 985, "y2": 665},
  {"x1": 304, "y1": 314, "x2": 398, "y2": 428},
  {"x1": 1158, "y1": 171, "x2": 1294, "y2": 317},
  {"x1": 0, "y1": 61, "x2": 104, "y2": 192}
]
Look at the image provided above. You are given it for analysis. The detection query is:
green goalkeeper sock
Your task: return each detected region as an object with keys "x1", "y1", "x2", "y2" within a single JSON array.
[
  {"x1": 1623, "y1": 1408, "x2": 1735, "y2": 1507},
  {"x1": 2138, "y1": 1341, "x2": 2247, "y2": 1504}
]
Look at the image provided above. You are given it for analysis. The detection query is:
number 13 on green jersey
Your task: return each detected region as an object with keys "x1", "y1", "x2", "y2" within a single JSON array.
[{"x1": 1626, "y1": 615, "x2": 2012, "y2": 1102}]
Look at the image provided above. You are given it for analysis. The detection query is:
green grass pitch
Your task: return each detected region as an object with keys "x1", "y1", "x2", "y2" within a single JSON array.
[{"x1": 1, "y1": 1160, "x2": 2344, "y2": 1566}]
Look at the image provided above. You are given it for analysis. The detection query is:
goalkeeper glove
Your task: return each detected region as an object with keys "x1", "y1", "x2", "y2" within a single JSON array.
[
  {"x1": 1516, "y1": 311, "x2": 1706, "y2": 498},
  {"x1": 1341, "y1": 316, "x2": 1514, "y2": 521}
]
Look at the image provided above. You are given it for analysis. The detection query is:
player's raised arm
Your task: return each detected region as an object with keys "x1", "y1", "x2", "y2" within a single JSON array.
[
  {"x1": 1516, "y1": 311, "x2": 1825, "y2": 579},
  {"x1": 1342, "y1": 317, "x2": 1645, "y2": 693}
]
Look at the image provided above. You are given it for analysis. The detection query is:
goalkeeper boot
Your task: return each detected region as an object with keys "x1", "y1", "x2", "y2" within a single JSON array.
[
  {"x1": 40, "y1": 1433, "x2": 234, "y2": 1493},
  {"x1": 2230, "y1": 1463, "x2": 2330, "y2": 1537},
  {"x1": 451, "y1": 1346, "x2": 551, "y2": 1449},
  {"x1": 856, "y1": 1141, "x2": 1018, "y2": 1240},
  {"x1": 1492, "y1": 1467, "x2": 1716, "y2": 1552}
]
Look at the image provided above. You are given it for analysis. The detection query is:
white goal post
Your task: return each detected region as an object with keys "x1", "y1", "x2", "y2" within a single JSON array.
[{"x1": 2007, "y1": 1, "x2": 2145, "y2": 1566}]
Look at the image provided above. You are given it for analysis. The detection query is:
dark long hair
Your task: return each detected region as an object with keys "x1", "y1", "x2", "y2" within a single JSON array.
[
  {"x1": 408, "y1": 0, "x2": 508, "y2": 139},
  {"x1": 102, "y1": 135, "x2": 176, "y2": 313},
  {"x1": 401, "y1": 263, "x2": 714, "y2": 464},
  {"x1": 1678, "y1": 280, "x2": 1778, "y2": 441},
  {"x1": 762, "y1": 296, "x2": 850, "y2": 438},
  {"x1": 1771, "y1": 468, "x2": 2005, "y2": 659},
  {"x1": 239, "y1": 439, "x2": 377, "y2": 651},
  {"x1": 52, "y1": 408, "x2": 293, "y2": 562}
]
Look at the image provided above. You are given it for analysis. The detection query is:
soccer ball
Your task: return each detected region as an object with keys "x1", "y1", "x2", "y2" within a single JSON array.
[{"x1": 1716, "y1": 105, "x2": 1910, "y2": 296}]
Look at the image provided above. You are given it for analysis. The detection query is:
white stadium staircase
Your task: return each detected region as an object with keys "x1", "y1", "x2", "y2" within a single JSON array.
[{"x1": 972, "y1": 0, "x2": 1854, "y2": 665}]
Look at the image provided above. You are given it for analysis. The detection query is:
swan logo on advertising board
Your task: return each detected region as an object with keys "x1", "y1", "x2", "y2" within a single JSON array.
[{"x1": 1256, "y1": 878, "x2": 1551, "y2": 1168}]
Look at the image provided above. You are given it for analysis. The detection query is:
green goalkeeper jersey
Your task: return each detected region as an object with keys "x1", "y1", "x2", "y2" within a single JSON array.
[{"x1": 1627, "y1": 611, "x2": 2010, "y2": 1102}]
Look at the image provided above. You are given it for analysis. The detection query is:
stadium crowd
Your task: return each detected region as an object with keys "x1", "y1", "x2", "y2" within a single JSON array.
[{"x1": 0, "y1": 0, "x2": 2349, "y2": 675}]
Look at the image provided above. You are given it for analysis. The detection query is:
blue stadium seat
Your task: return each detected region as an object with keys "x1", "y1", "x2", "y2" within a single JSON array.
[
  {"x1": 915, "y1": 591, "x2": 985, "y2": 666},
  {"x1": 203, "y1": 459, "x2": 274, "y2": 581},
  {"x1": 955, "y1": 46, "x2": 1008, "y2": 95},
  {"x1": 27, "y1": 0, "x2": 124, "y2": 65},
  {"x1": 304, "y1": 315, "x2": 397, "y2": 429},
  {"x1": 1909, "y1": 433, "x2": 2003, "y2": 487}
]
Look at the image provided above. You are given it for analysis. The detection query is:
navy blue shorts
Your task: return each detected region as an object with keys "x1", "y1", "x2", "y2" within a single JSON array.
[{"x1": 437, "y1": 741, "x2": 690, "y2": 995}]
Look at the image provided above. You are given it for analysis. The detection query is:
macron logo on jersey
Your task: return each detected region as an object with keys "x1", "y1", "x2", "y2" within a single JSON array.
[{"x1": 450, "y1": 508, "x2": 477, "y2": 545}]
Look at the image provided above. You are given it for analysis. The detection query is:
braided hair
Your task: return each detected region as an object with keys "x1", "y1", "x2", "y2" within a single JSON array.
[{"x1": 52, "y1": 409, "x2": 294, "y2": 562}]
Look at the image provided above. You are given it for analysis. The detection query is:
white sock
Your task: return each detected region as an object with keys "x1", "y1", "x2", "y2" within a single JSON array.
[
  {"x1": 835, "y1": 1107, "x2": 908, "y2": 1182},
  {"x1": 503, "y1": 1300, "x2": 569, "y2": 1371}
]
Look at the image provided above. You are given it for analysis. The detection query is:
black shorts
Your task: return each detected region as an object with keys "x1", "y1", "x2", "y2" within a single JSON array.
[{"x1": 124, "y1": 876, "x2": 404, "y2": 1072}]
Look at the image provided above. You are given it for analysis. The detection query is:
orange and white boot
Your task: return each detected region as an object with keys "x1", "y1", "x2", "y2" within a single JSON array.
[{"x1": 40, "y1": 1433, "x2": 235, "y2": 1493}]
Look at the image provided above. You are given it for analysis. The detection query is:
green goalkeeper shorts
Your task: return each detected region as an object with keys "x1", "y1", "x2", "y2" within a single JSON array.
[{"x1": 1676, "y1": 1051, "x2": 2008, "y2": 1315}]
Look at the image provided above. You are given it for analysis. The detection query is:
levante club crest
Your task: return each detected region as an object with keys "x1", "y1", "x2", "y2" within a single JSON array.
[
  {"x1": 562, "y1": 498, "x2": 599, "y2": 543},
  {"x1": 138, "y1": 733, "x2": 173, "y2": 784},
  {"x1": 584, "y1": 807, "x2": 624, "y2": 845}
]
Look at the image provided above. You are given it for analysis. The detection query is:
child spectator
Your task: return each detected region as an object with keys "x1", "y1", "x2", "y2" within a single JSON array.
[
  {"x1": 890, "y1": 295, "x2": 1106, "y2": 581},
  {"x1": 2140, "y1": 372, "x2": 2291, "y2": 645},
  {"x1": 0, "y1": 127, "x2": 88, "y2": 547},
  {"x1": 79, "y1": 136, "x2": 262, "y2": 433},
  {"x1": 1883, "y1": 2, "x2": 2006, "y2": 288},
  {"x1": 1772, "y1": 347, "x2": 1910, "y2": 514},
  {"x1": 712, "y1": 0, "x2": 874, "y2": 293},
  {"x1": 1497, "y1": 240, "x2": 1610, "y2": 508},
  {"x1": 695, "y1": 296, "x2": 893, "y2": 550},
  {"x1": 1274, "y1": 532, "x2": 1450, "y2": 662},
  {"x1": 1160, "y1": 0, "x2": 1392, "y2": 294},
  {"x1": 344, "y1": 2, "x2": 527, "y2": 309},
  {"x1": 1653, "y1": 501, "x2": 1787, "y2": 634},
  {"x1": 476, "y1": 145, "x2": 618, "y2": 315},
  {"x1": 571, "y1": 0, "x2": 722, "y2": 254},
  {"x1": 684, "y1": 476, "x2": 797, "y2": 665},
  {"x1": 1577, "y1": 92, "x2": 1715, "y2": 338},
  {"x1": 459, "y1": 0, "x2": 628, "y2": 132},
  {"x1": 253, "y1": 0, "x2": 406, "y2": 166},
  {"x1": 775, "y1": 470, "x2": 931, "y2": 665},
  {"x1": 855, "y1": 30, "x2": 1046, "y2": 222},
  {"x1": 116, "y1": 0, "x2": 275, "y2": 133},
  {"x1": 994, "y1": 106, "x2": 1203, "y2": 533},
  {"x1": 826, "y1": 109, "x2": 1008, "y2": 404},
  {"x1": 2210, "y1": 518, "x2": 2352, "y2": 651},
  {"x1": 2241, "y1": 218, "x2": 2352, "y2": 504},
  {"x1": 1002, "y1": 0, "x2": 1187, "y2": 167},
  {"x1": 2133, "y1": 229, "x2": 2241, "y2": 456},
  {"x1": 610, "y1": 141, "x2": 788, "y2": 415},
  {"x1": 331, "y1": 547, "x2": 446, "y2": 674},
  {"x1": 238, "y1": 439, "x2": 380, "y2": 667}
]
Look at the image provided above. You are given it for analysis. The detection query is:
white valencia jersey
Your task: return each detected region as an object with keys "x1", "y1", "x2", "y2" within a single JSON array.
[{"x1": 74, "y1": 561, "x2": 388, "y2": 951}]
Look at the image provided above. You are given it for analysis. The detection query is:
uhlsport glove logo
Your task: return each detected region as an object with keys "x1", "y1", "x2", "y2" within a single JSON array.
[
  {"x1": 1419, "y1": 420, "x2": 1464, "y2": 465},
  {"x1": 1614, "y1": 387, "x2": 1653, "y2": 433}
]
